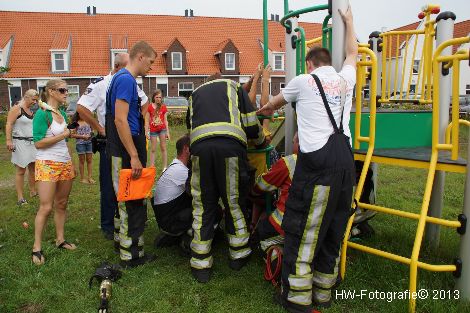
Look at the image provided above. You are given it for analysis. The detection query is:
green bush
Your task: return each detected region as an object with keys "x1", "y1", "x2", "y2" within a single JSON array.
[{"x1": 167, "y1": 110, "x2": 187, "y2": 127}]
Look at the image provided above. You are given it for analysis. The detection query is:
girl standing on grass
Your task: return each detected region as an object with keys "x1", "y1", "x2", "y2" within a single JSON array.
[
  {"x1": 31, "y1": 79, "x2": 77, "y2": 265},
  {"x1": 145, "y1": 89, "x2": 170, "y2": 171},
  {"x1": 72, "y1": 112, "x2": 94, "y2": 184},
  {"x1": 5, "y1": 89, "x2": 39, "y2": 205}
]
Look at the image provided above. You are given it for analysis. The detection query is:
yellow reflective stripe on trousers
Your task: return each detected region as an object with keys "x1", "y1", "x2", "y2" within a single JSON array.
[
  {"x1": 226, "y1": 157, "x2": 248, "y2": 235},
  {"x1": 190, "y1": 156, "x2": 204, "y2": 250},
  {"x1": 190, "y1": 122, "x2": 247, "y2": 146},
  {"x1": 190, "y1": 239, "x2": 212, "y2": 254},
  {"x1": 312, "y1": 255, "x2": 340, "y2": 289},
  {"x1": 111, "y1": 156, "x2": 121, "y2": 196},
  {"x1": 240, "y1": 111, "x2": 258, "y2": 127},
  {"x1": 227, "y1": 233, "x2": 249, "y2": 247},
  {"x1": 288, "y1": 273, "x2": 314, "y2": 291},
  {"x1": 295, "y1": 185, "x2": 330, "y2": 275},
  {"x1": 229, "y1": 246, "x2": 251, "y2": 260},
  {"x1": 190, "y1": 256, "x2": 214, "y2": 269},
  {"x1": 312, "y1": 286, "x2": 332, "y2": 303},
  {"x1": 284, "y1": 155, "x2": 297, "y2": 180},
  {"x1": 287, "y1": 291, "x2": 312, "y2": 306}
]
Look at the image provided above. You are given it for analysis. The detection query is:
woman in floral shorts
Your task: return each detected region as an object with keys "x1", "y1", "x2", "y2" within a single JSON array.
[{"x1": 31, "y1": 79, "x2": 77, "y2": 265}]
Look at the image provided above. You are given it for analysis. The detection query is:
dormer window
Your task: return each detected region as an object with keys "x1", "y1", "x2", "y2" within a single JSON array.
[
  {"x1": 273, "y1": 53, "x2": 284, "y2": 71},
  {"x1": 51, "y1": 51, "x2": 68, "y2": 72},
  {"x1": 225, "y1": 53, "x2": 235, "y2": 70},
  {"x1": 172, "y1": 52, "x2": 182, "y2": 70}
]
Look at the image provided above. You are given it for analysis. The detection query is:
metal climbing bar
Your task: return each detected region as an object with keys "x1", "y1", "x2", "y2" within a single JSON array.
[
  {"x1": 321, "y1": 15, "x2": 332, "y2": 50},
  {"x1": 294, "y1": 27, "x2": 306, "y2": 75},
  {"x1": 279, "y1": 4, "x2": 329, "y2": 29}
]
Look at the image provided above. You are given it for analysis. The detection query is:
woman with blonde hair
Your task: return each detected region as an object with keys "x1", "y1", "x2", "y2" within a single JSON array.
[
  {"x1": 31, "y1": 79, "x2": 77, "y2": 265},
  {"x1": 5, "y1": 89, "x2": 39, "y2": 205}
]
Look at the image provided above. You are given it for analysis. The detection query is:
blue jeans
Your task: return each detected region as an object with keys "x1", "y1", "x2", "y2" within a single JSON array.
[{"x1": 99, "y1": 144, "x2": 118, "y2": 233}]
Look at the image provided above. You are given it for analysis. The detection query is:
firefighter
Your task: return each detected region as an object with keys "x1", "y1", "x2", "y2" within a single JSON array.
[
  {"x1": 186, "y1": 73, "x2": 266, "y2": 283},
  {"x1": 257, "y1": 6, "x2": 358, "y2": 311}
]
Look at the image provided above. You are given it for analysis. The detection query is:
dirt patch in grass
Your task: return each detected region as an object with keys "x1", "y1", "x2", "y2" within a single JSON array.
[{"x1": 17, "y1": 303, "x2": 44, "y2": 313}]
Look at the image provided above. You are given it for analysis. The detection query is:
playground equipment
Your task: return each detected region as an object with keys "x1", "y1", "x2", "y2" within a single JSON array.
[{"x1": 262, "y1": 1, "x2": 470, "y2": 312}]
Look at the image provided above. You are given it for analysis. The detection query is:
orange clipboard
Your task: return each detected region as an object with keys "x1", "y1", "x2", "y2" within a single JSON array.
[{"x1": 117, "y1": 167, "x2": 156, "y2": 202}]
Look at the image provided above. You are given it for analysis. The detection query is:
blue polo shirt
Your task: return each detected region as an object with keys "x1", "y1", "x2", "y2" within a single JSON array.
[{"x1": 108, "y1": 68, "x2": 141, "y2": 135}]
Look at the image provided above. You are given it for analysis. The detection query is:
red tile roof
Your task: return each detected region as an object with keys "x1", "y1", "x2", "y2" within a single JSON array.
[
  {"x1": 453, "y1": 20, "x2": 470, "y2": 53},
  {"x1": 0, "y1": 11, "x2": 323, "y2": 78},
  {"x1": 0, "y1": 33, "x2": 12, "y2": 48},
  {"x1": 50, "y1": 33, "x2": 70, "y2": 49},
  {"x1": 387, "y1": 22, "x2": 421, "y2": 58},
  {"x1": 214, "y1": 39, "x2": 231, "y2": 54},
  {"x1": 110, "y1": 34, "x2": 128, "y2": 49}
]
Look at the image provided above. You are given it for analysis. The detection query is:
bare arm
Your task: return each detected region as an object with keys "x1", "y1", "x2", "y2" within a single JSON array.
[
  {"x1": 35, "y1": 128, "x2": 71, "y2": 149},
  {"x1": 339, "y1": 5, "x2": 358, "y2": 68},
  {"x1": 164, "y1": 112, "x2": 170, "y2": 140},
  {"x1": 256, "y1": 92, "x2": 288, "y2": 117},
  {"x1": 76, "y1": 104, "x2": 104, "y2": 136},
  {"x1": 248, "y1": 63, "x2": 263, "y2": 107},
  {"x1": 115, "y1": 99, "x2": 142, "y2": 179},
  {"x1": 5, "y1": 105, "x2": 20, "y2": 151},
  {"x1": 144, "y1": 111, "x2": 150, "y2": 139}
]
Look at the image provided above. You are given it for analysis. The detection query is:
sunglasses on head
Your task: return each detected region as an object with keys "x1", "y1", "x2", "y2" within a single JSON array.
[{"x1": 54, "y1": 88, "x2": 69, "y2": 94}]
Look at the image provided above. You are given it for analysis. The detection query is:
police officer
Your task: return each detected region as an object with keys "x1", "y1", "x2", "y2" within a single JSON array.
[
  {"x1": 187, "y1": 73, "x2": 266, "y2": 283},
  {"x1": 105, "y1": 41, "x2": 157, "y2": 268},
  {"x1": 258, "y1": 6, "x2": 358, "y2": 312},
  {"x1": 76, "y1": 53, "x2": 148, "y2": 243}
]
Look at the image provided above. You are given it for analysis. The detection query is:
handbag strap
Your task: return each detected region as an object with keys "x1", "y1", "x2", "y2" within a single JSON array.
[{"x1": 311, "y1": 74, "x2": 346, "y2": 134}]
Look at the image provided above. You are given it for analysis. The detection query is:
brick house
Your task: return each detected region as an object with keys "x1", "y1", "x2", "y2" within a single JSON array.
[{"x1": 0, "y1": 10, "x2": 323, "y2": 111}]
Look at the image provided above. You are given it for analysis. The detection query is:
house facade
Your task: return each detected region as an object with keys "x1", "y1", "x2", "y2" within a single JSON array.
[{"x1": 0, "y1": 10, "x2": 323, "y2": 111}]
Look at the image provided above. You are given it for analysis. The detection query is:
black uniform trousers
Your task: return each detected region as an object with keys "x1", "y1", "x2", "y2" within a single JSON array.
[
  {"x1": 280, "y1": 132, "x2": 355, "y2": 311},
  {"x1": 189, "y1": 137, "x2": 252, "y2": 270},
  {"x1": 110, "y1": 133, "x2": 147, "y2": 262},
  {"x1": 152, "y1": 192, "x2": 192, "y2": 236}
]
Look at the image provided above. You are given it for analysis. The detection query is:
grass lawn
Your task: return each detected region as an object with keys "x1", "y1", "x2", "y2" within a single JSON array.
[{"x1": 1, "y1": 123, "x2": 470, "y2": 313}]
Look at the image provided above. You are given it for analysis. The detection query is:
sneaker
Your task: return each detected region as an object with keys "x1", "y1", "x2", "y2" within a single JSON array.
[
  {"x1": 350, "y1": 220, "x2": 375, "y2": 240},
  {"x1": 154, "y1": 233, "x2": 179, "y2": 248},
  {"x1": 17, "y1": 199, "x2": 28, "y2": 206},
  {"x1": 191, "y1": 267, "x2": 212, "y2": 283},
  {"x1": 120, "y1": 254, "x2": 157, "y2": 269},
  {"x1": 229, "y1": 255, "x2": 251, "y2": 271}
]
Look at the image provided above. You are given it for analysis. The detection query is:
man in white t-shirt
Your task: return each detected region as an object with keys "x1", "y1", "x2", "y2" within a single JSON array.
[
  {"x1": 76, "y1": 53, "x2": 148, "y2": 242},
  {"x1": 151, "y1": 135, "x2": 192, "y2": 252},
  {"x1": 258, "y1": 6, "x2": 357, "y2": 312}
]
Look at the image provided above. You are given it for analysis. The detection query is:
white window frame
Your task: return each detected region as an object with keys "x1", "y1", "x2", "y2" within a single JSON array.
[
  {"x1": 171, "y1": 52, "x2": 183, "y2": 70},
  {"x1": 67, "y1": 85, "x2": 80, "y2": 105},
  {"x1": 178, "y1": 82, "x2": 194, "y2": 96},
  {"x1": 412, "y1": 59, "x2": 420, "y2": 74},
  {"x1": 466, "y1": 84, "x2": 470, "y2": 95},
  {"x1": 8, "y1": 85, "x2": 22, "y2": 108},
  {"x1": 111, "y1": 49, "x2": 128, "y2": 70},
  {"x1": 273, "y1": 53, "x2": 285, "y2": 71},
  {"x1": 280, "y1": 82, "x2": 286, "y2": 90},
  {"x1": 225, "y1": 53, "x2": 235, "y2": 71},
  {"x1": 50, "y1": 50, "x2": 68, "y2": 72}
]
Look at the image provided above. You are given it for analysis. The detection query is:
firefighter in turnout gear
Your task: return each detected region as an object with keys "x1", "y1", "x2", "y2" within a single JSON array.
[
  {"x1": 186, "y1": 73, "x2": 266, "y2": 283},
  {"x1": 257, "y1": 6, "x2": 358, "y2": 311}
]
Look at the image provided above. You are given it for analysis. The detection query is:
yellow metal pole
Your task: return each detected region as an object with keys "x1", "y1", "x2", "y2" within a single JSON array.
[
  {"x1": 399, "y1": 35, "x2": 410, "y2": 100},
  {"x1": 406, "y1": 34, "x2": 419, "y2": 96},
  {"x1": 341, "y1": 47, "x2": 377, "y2": 278},
  {"x1": 451, "y1": 60, "x2": 460, "y2": 160},
  {"x1": 380, "y1": 35, "x2": 387, "y2": 103},
  {"x1": 417, "y1": 45, "x2": 425, "y2": 100},
  {"x1": 393, "y1": 35, "x2": 400, "y2": 99},
  {"x1": 387, "y1": 35, "x2": 393, "y2": 99}
]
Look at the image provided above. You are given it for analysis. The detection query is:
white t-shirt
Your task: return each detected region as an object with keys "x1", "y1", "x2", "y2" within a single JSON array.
[
  {"x1": 154, "y1": 159, "x2": 189, "y2": 205},
  {"x1": 35, "y1": 119, "x2": 71, "y2": 162},
  {"x1": 282, "y1": 65, "x2": 356, "y2": 153},
  {"x1": 78, "y1": 73, "x2": 149, "y2": 127}
]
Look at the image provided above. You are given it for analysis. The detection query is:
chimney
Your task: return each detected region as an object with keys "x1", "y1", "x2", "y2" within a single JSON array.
[
  {"x1": 86, "y1": 6, "x2": 91, "y2": 15},
  {"x1": 270, "y1": 14, "x2": 274, "y2": 21},
  {"x1": 190, "y1": 9, "x2": 194, "y2": 17},
  {"x1": 92, "y1": 6, "x2": 96, "y2": 15},
  {"x1": 185, "y1": 9, "x2": 188, "y2": 17},
  {"x1": 275, "y1": 14, "x2": 279, "y2": 22}
]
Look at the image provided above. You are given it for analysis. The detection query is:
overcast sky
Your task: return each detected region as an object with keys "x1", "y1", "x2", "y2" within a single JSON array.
[{"x1": 1, "y1": 0, "x2": 469, "y2": 42}]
